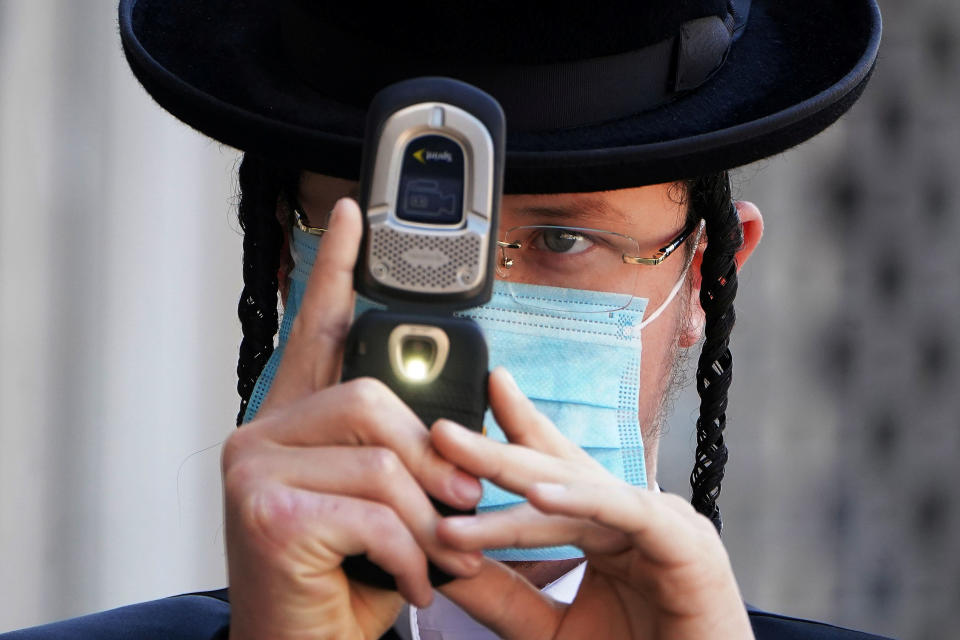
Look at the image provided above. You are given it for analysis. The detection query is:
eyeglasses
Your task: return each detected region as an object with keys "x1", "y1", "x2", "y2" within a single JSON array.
[
  {"x1": 293, "y1": 205, "x2": 703, "y2": 313},
  {"x1": 494, "y1": 218, "x2": 703, "y2": 312}
]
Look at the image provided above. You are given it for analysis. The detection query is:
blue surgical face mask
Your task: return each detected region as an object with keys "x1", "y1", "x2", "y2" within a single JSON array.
[{"x1": 245, "y1": 225, "x2": 693, "y2": 561}]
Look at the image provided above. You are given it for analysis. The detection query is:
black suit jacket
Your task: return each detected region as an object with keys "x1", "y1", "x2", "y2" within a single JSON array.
[{"x1": 0, "y1": 588, "x2": 894, "y2": 639}]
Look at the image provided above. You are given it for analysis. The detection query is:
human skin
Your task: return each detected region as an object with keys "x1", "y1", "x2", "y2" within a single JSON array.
[{"x1": 223, "y1": 173, "x2": 763, "y2": 639}]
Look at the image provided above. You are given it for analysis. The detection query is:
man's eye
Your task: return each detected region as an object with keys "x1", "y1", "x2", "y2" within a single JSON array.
[{"x1": 535, "y1": 228, "x2": 594, "y2": 254}]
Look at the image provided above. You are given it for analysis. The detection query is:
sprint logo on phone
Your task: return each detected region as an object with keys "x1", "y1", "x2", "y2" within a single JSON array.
[{"x1": 413, "y1": 148, "x2": 454, "y2": 164}]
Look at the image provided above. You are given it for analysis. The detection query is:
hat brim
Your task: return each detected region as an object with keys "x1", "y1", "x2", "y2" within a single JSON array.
[{"x1": 119, "y1": 0, "x2": 881, "y2": 194}]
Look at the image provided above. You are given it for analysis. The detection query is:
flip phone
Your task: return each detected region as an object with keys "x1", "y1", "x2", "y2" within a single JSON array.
[
  {"x1": 354, "y1": 76, "x2": 505, "y2": 312},
  {"x1": 341, "y1": 77, "x2": 505, "y2": 590}
]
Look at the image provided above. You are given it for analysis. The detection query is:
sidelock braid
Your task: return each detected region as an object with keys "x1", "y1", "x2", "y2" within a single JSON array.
[
  {"x1": 688, "y1": 173, "x2": 742, "y2": 533},
  {"x1": 235, "y1": 154, "x2": 287, "y2": 425}
]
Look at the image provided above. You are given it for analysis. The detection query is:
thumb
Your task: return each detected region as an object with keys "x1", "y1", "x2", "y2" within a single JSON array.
[
  {"x1": 439, "y1": 559, "x2": 563, "y2": 640},
  {"x1": 261, "y1": 197, "x2": 363, "y2": 410}
]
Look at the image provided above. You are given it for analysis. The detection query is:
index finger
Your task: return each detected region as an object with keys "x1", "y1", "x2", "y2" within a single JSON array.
[{"x1": 262, "y1": 197, "x2": 363, "y2": 410}]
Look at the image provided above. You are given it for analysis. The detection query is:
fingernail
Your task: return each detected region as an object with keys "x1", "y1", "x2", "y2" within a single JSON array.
[
  {"x1": 444, "y1": 516, "x2": 480, "y2": 531},
  {"x1": 331, "y1": 197, "x2": 355, "y2": 223},
  {"x1": 533, "y1": 482, "x2": 567, "y2": 498},
  {"x1": 436, "y1": 418, "x2": 470, "y2": 441},
  {"x1": 414, "y1": 588, "x2": 434, "y2": 609},
  {"x1": 497, "y1": 367, "x2": 520, "y2": 393},
  {"x1": 460, "y1": 551, "x2": 483, "y2": 573},
  {"x1": 451, "y1": 472, "x2": 482, "y2": 504},
  {"x1": 328, "y1": 200, "x2": 346, "y2": 226}
]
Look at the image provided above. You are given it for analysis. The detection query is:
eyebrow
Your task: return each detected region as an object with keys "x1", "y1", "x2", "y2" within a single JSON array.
[{"x1": 513, "y1": 196, "x2": 632, "y2": 226}]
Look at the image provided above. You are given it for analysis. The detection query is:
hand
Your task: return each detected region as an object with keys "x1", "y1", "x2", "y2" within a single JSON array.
[
  {"x1": 429, "y1": 367, "x2": 754, "y2": 640},
  {"x1": 221, "y1": 198, "x2": 484, "y2": 640}
]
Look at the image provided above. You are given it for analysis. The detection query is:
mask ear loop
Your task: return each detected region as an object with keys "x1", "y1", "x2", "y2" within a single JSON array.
[{"x1": 638, "y1": 219, "x2": 705, "y2": 330}]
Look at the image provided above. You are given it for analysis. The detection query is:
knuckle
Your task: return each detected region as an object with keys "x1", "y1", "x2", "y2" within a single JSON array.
[
  {"x1": 222, "y1": 454, "x2": 266, "y2": 501},
  {"x1": 558, "y1": 459, "x2": 586, "y2": 481},
  {"x1": 342, "y1": 376, "x2": 391, "y2": 410},
  {"x1": 233, "y1": 485, "x2": 274, "y2": 535},
  {"x1": 361, "y1": 501, "x2": 404, "y2": 540},
  {"x1": 656, "y1": 492, "x2": 698, "y2": 522},
  {"x1": 477, "y1": 448, "x2": 504, "y2": 482},
  {"x1": 563, "y1": 438, "x2": 590, "y2": 460},
  {"x1": 663, "y1": 492, "x2": 695, "y2": 513},
  {"x1": 364, "y1": 446, "x2": 403, "y2": 476},
  {"x1": 221, "y1": 425, "x2": 258, "y2": 472},
  {"x1": 289, "y1": 310, "x2": 351, "y2": 351},
  {"x1": 231, "y1": 485, "x2": 306, "y2": 557},
  {"x1": 340, "y1": 377, "x2": 403, "y2": 435},
  {"x1": 692, "y1": 511, "x2": 721, "y2": 537},
  {"x1": 231, "y1": 486, "x2": 344, "y2": 570}
]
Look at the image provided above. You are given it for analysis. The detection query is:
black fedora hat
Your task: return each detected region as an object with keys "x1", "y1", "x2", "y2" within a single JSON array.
[{"x1": 119, "y1": 0, "x2": 881, "y2": 194}]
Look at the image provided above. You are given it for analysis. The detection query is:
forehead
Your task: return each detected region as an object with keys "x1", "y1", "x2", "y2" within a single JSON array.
[
  {"x1": 502, "y1": 185, "x2": 687, "y2": 230},
  {"x1": 297, "y1": 171, "x2": 687, "y2": 230}
]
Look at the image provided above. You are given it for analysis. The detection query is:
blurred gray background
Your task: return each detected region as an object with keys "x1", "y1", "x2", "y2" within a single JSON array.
[{"x1": 0, "y1": 1, "x2": 956, "y2": 638}]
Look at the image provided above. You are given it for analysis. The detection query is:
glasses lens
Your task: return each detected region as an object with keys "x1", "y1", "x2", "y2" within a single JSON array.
[{"x1": 499, "y1": 226, "x2": 640, "y2": 313}]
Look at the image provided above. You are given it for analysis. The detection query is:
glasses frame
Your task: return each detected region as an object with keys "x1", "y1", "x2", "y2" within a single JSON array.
[
  {"x1": 293, "y1": 206, "x2": 327, "y2": 236},
  {"x1": 496, "y1": 217, "x2": 704, "y2": 270},
  {"x1": 292, "y1": 202, "x2": 704, "y2": 270}
]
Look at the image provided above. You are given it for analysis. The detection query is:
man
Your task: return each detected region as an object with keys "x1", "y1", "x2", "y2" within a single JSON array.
[
  {"x1": 219, "y1": 171, "x2": 763, "y2": 639},
  {"x1": 0, "y1": 0, "x2": 887, "y2": 637}
]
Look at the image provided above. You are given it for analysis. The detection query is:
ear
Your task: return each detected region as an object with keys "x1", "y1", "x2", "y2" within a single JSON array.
[{"x1": 679, "y1": 200, "x2": 764, "y2": 348}]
